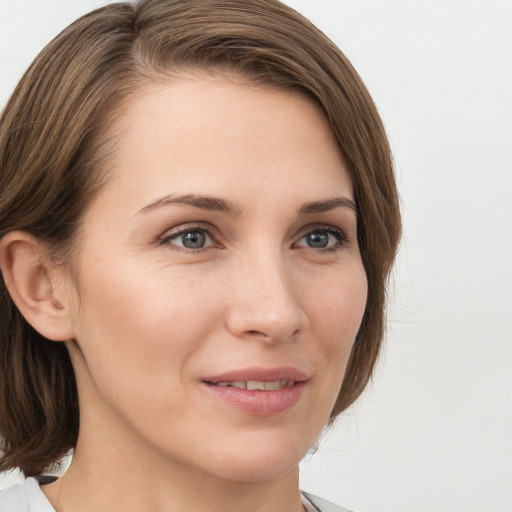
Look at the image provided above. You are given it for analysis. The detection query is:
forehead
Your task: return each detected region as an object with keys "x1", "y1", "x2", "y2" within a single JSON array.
[{"x1": 90, "y1": 74, "x2": 352, "y2": 217}]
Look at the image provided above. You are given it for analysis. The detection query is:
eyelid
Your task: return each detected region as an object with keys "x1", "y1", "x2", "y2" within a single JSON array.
[
  {"x1": 157, "y1": 222, "x2": 349, "y2": 252},
  {"x1": 293, "y1": 224, "x2": 350, "y2": 250},
  {"x1": 159, "y1": 223, "x2": 220, "y2": 250}
]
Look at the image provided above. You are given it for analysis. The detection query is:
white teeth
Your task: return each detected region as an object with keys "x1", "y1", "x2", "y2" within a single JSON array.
[
  {"x1": 261, "y1": 380, "x2": 283, "y2": 391},
  {"x1": 247, "y1": 380, "x2": 265, "y2": 391},
  {"x1": 213, "y1": 380, "x2": 293, "y2": 390}
]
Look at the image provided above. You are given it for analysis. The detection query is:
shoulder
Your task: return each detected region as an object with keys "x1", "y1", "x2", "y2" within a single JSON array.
[
  {"x1": 1, "y1": 481, "x2": 350, "y2": 512},
  {"x1": 301, "y1": 491, "x2": 355, "y2": 512},
  {"x1": 0, "y1": 478, "x2": 55, "y2": 512},
  {"x1": 0, "y1": 481, "x2": 29, "y2": 512}
]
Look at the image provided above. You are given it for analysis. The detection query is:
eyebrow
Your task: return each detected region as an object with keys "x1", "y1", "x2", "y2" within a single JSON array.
[
  {"x1": 139, "y1": 194, "x2": 243, "y2": 216},
  {"x1": 298, "y1": 197, "x2": 357, "y2": 215},
  {"x1": 138, "y1": 193, "x2": 357, "y2": 217}
]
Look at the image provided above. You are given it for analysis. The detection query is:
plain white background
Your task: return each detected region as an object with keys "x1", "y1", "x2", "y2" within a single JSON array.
[{"x1": 0, "y1": 1, "x2": 511, "y2": 511}]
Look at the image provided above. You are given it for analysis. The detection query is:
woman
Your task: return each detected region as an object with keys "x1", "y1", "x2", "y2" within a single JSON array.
[{"x1": 0, "y1": 1, "x2": 401, "y2": 511}]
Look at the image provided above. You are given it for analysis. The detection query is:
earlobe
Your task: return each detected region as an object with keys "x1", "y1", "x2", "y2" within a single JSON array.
[{"x1": 0, "y1": 231, "x2": 75, "y2": 342}]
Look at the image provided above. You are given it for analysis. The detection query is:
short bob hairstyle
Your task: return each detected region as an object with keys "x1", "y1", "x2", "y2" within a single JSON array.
[{"x1": 0, "y1": 0, "x2": 401, "y2": 477}]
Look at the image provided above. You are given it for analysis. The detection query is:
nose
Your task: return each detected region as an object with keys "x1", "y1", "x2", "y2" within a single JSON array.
[{"x1": 225, "y1": 250, "x2": 308, "y2": 343}]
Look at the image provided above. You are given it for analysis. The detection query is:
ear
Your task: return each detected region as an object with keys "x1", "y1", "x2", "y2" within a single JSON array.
[{"x1": 0, "y1": 231, "x2": 75, "y2": 341}]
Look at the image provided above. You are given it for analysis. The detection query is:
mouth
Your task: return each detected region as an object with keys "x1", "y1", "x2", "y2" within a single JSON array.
[
  {"x1": 201, "y1": 367, "x2": 307, "y2": 415},
  {"x1": 206, "y1": 380, "x2": 296, "y2": 391},
  {"x1": 202, "y1": 366, "x2": 307, "y2": 388}
]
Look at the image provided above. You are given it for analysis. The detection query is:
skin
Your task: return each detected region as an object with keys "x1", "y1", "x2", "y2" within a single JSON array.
[{"x1": 21, "y1": 75, "x2": 367, "y2": 511}]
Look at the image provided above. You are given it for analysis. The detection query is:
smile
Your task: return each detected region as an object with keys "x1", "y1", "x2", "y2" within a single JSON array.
[
  {"x1": 201, "y1": 367, "x2": 307, "y2": 416},
  {"x1": 212, "y1": 380, "x2": 295, "y2": 390}
]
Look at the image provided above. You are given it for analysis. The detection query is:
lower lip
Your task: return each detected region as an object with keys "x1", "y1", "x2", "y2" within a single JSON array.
[{"x1": 202, "y1": 382, "x2": 306, "y2": 416}]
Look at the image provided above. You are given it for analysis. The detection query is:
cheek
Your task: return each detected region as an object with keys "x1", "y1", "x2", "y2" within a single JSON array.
[
  {"x1": 311, "y1": 264, "x2": 368, "y2": 346},
  {"x1": 67, "y1": 267, "x2": 227, "y2": 444},
  {"x1": 305, "y1": 264, "x2": 368, "y2": 396},
  {"x1": 70, "y1": 258, "x2": 232, "y2": 386}
]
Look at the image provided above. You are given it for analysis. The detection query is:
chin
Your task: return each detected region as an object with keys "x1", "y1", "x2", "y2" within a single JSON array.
[
  {"x1": 207, "y1": 456, "x2": 300, "y2": 484},
  {"x1": 196, "y1": 430, "x2": 313, "y2": 483}
]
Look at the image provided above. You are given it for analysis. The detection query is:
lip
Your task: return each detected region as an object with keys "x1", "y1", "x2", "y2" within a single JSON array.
[
  {"x1": 202, "y1": 366, "x2": 308, "y2": 384},
  {"x1": 201, "y1": 366, "x2": 308, "y2": 416}
]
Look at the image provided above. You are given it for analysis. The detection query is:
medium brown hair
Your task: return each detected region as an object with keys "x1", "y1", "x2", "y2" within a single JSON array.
[{"x1": 0, "y1": 0, "x2": 401, "y2": 476}]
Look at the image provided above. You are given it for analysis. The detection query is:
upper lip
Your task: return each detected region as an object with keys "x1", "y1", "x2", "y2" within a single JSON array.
[{"x1": 202, "y1": 366, "x2": 308, "y2": 384}]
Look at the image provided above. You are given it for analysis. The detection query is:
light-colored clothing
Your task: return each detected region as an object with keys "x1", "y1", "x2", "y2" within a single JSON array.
[
  {"x1": 0, "y1": 478, "x2": 54, "y2": 512},
  {"x1": 302, "y1": 491, "x2": 353, "y2": 512},
  {"x1": 0, "y1": 477, "x2": 352, "y2": 511}
]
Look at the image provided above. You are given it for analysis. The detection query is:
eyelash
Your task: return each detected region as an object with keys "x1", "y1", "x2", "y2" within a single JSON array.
[
  {"x1": 159, "y1": 224, "x2": 217, "y2": 253},
  {"x1": 159, "y1": 223, "x2": 349, "y2": 253},
  {"x1": 294, "y1": 225, "x2": 349, "y2": 252}
]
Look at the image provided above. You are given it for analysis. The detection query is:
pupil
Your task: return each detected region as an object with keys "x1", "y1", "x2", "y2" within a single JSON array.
[
  {"x1": 183, "y1": 230, "x2": 206, "y2": 249},
  {"x1": 308, "y1": 231, "x2": 329, "y2": 248}
]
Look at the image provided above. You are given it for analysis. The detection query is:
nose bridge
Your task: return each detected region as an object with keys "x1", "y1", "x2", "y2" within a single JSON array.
[{"x1": 226, "y1": 244, "x2": 307, "y2": 341}]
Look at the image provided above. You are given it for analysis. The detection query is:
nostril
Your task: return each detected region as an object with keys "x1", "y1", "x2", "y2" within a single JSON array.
[{"x1": 225, "y1": 295, "x2": 308, "y2": 342}]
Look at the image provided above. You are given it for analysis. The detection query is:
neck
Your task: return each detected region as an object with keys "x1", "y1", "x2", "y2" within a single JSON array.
[{"x1": 42, "y1": 403, "x2": 305, "y2": 512}]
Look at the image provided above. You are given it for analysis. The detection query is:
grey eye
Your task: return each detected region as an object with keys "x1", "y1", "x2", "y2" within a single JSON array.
[
  {"x1": 163, "y1": 228, "x2": 214, "y2": 250},
  {"x1": 305, "y1": 231, "x2": 330, "y2": 248},
  {"x1": 295, "y1": 227, "x2": 347, "y2": 250},
  {"x1": 180, "y1": 230, "x2": 207, "y2": 249}
]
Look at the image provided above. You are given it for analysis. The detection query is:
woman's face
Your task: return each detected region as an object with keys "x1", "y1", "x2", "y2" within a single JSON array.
[{"x1": 62, "y1": 75, "x2": 367, "y2": 482}]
